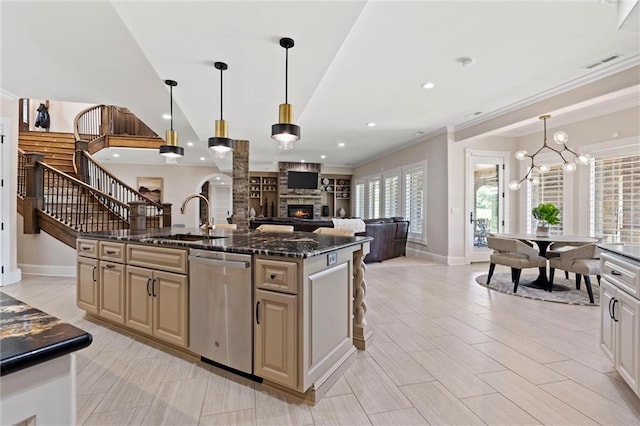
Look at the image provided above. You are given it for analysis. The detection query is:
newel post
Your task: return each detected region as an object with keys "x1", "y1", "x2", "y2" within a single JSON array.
[
  {"x1": 161, "y1": 203, "x2": 172, "y2": 228},
  {"x1": 75, "y1": 140, "x2": 90, "y2": 183},
  {"x1": 128, "y1": 201, "x2": 146, "y2": 231},
  {"x1": 23, "y1": 153, "x2": 45, "y2": 234}
]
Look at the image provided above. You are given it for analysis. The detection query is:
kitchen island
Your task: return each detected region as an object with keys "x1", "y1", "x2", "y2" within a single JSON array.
[{"x1": 75, "y1": 227, "x2": 371, "y2": 403}]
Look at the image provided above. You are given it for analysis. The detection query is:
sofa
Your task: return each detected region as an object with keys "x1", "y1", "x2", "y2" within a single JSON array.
[{"x1": 249, "y1": 217, "x2": 409, "y2": 263}]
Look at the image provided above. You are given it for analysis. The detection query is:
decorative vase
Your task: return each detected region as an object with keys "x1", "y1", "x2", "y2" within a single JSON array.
[
  {"x1": 249, "y1": 207, "x2": 256, "y2": 218},
  {"x1": 536, "y1": 221, "x2": 550, "y2": 236},
  {"x1": 339, "y1": 207, "x2": 346, "y2": 218}
]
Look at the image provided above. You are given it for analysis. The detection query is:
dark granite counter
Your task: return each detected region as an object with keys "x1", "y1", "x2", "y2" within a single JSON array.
[
  {"x1": 79, "y1": 227, "x2": 372, "y2": 259},
  {"x1": 0, "y1": 292, "x2": 92, "y2": 376},
  {"x1": 598, "y1": 244, "x2": 640, "y2": 263}
]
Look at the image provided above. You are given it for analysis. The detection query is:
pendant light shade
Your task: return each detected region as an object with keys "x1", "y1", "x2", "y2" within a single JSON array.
[
  {"x1": 208, "y1": 62, "x2": 234, "y2": 157},
  {"x1": 271, "y1": 37, "x2": 300, "y2": 149},
  {"x1": 159, "y1": 79, "x2": 184, "y2": 158}
]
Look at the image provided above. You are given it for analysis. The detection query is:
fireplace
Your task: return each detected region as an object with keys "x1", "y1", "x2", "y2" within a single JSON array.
[{"x1": 288, "y1": 204, "x2": 314, "y2": 219}]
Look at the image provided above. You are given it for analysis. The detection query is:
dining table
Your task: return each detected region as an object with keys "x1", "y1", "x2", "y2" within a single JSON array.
[{"x1": 495, "y1": 233, "x2": 598, "y2": 290}]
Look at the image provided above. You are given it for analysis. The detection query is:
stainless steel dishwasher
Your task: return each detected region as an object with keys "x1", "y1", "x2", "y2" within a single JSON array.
[{"x1": 189, "y1": 249, "x2": 253, "y2": 374}]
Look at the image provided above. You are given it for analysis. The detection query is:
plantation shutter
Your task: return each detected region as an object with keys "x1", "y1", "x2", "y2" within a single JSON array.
[
  {"x1": 405, "y1": 166, "x2": 425, "y2": 239},
  {"x1": 591, "y1": 154, "x2": 640, "y2": 243},
  {"x1": 384, "y1": 174, "x2": 400, "y2": 218},
  {"x1": 368, "y1": 177, "x2": 381, "y2": 219},
  {"x1": 528, "y1": 165, "x2": 564, "y2": 234},
  {"x1": 354, "y1": 181, "x2": 365, "y2": 218}
]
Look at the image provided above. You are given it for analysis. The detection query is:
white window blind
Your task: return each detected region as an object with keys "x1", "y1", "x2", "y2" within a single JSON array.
[
  {"x1": 384, "y1": 174, "x2": 400, "y2": 218},
  {"x1": 368, "y1": 178, "x2": 381, "y2": 219},
  {"x1": 404, "y1": 166, "x2": 425, "y2": 240},
  {"x1": 591, "y1": 154, "x2": 640, "y2": 244},
  {"x1": 528, "y1": 165, "x2": 564, "y2": 234},
  {"x1": 354, "y1": 181, "x2": 365, "y2": 218}
]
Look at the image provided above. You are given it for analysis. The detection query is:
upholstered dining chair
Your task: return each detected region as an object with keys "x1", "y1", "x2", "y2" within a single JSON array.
[
  {"x1": 214, "y1": 223, "x2": 237, "y2": 230},
  {"x1": 486, "y1": 236, "x2": 548, "y2": 293},
  {"x1": 256, "y1": 224, "x2": 294, "y2": 232},
  {"x1": 546, "y1": 241, "x2": 589, "y2": 279},
  {"x1": 548, "y1": 243, "x2": 601, "y2": 304},
  {"x1": 313, "y1": 227, "x2": 355, "y2": 237}
]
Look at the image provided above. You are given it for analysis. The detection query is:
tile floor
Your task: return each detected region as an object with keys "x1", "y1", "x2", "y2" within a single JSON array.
[{"x1": 3, "y1": 258, "x2": 640, "y2": 425}]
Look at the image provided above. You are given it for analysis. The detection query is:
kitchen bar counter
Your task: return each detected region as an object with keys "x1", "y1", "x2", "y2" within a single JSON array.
[
  {"x1": 80, "y1": 227, "x2": 372, "y2": 259},
  {"x1": 598, "y1": 244, "x2": 640, "y2": 262}
]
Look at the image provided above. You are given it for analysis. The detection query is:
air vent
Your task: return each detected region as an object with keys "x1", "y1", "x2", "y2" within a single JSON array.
[
  {"x1": 464, "y1": 111, "x2": 482, "y2": 118},
  {"x1": 584, "y1": 54, "x2": 623, "y2": 69}
]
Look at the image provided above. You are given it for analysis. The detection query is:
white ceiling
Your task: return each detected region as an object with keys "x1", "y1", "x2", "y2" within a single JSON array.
[{"x1": 2, "y1": 1, "x2": 639, "y2": 171}]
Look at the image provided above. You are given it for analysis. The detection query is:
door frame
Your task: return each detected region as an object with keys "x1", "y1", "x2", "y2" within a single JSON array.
[{"x1": 465, "y1": 149, "x2": 511, "y2": 263}]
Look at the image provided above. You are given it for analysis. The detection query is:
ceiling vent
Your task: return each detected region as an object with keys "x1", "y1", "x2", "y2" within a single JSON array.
[{"x1": 584, "y1": 54, "x2": 623, "y2": 69}]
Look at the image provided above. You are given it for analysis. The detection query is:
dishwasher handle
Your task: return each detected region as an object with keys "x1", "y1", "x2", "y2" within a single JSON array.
[{"x1": 189, "y1": 255, "x2": 250, "y2": 269}]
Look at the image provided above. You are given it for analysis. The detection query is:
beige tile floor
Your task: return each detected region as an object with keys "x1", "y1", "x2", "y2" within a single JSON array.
[{"x1": 3, "y1": 258, "x2": 640, "y2": 425}]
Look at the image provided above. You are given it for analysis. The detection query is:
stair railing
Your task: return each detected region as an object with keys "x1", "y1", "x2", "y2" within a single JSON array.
[
  {"x1": 80, "y1": 150, "x2": 167, "y2": 228},
  {"x1": 17, "y1": 148, "x2": 27, "y2": 197},
  {"x1": 74, "y1": 104, "x2": 104, "y2": 145}
]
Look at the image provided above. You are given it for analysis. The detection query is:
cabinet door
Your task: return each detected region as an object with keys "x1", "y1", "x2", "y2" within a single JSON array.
[
  {"x1": 254, "y1": 289, "x2": 297, "y2": 389},
  {"x1": 77, "y1": 256, "x2": 99, "y2": 314},
  {"x1": 600, "y1": 280, "x2": 616, "y2": 362},
  {"x1": 99, "y1": 261, "x2": 126, "y2": 324},
  {"x1": 153, "y1": 270, "x2": 188, "y2": 347},
  {"x1": 125, "y1": 265, "x2": 153, "y2": 335},
  {"x1": 615, "y1": 289, "x2": 640, "y2": 393}
]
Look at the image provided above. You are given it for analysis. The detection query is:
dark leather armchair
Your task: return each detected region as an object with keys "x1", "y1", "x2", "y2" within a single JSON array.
[{"x1": 363, "y1": 217, "x2": 410, "y2": 263}]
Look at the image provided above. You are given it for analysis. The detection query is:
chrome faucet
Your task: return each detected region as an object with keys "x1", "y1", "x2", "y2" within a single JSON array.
[{"x1": 180, "y1": 194, "x2": 213, "y2": 233}]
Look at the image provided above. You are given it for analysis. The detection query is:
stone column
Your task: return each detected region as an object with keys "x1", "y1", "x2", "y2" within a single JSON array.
[
  {"x1": 23, "y1": 152, "x2": 45, "y2": 234},
  {"x1": 352, "y1": 241, "x2": 373, "y2": 350},
  {"x1": 232, "y1": 140, "x2": 250, "y2": 231}
]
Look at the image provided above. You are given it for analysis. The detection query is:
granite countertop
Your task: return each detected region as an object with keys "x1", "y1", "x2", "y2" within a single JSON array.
[
  {"x1": 598, "y1": 244, "x2": 640, "y2": 263},
  {"x1": 1, "y1": 292, "x2": 92, "y2": 376},
  {"x1": 79, "y1": 227, "x2": 372, "y2": 259}
]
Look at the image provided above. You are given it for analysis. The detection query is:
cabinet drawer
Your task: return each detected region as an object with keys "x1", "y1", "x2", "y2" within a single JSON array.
[
  {"x1": 77, "y1": 238, "x2": 98, "y2": 258},
  {"x1": 255, "y1": 258, "x2": 298, "y2": 294},
  {"x1": 99, "y1": 241, "x2": 126, "y2": 263},
  {"x1": 602, "y1": 253, "x2": 640, "y2": 298},
  {"x1": 127, "y1": 244, "x2": 188, "y2": 274}
]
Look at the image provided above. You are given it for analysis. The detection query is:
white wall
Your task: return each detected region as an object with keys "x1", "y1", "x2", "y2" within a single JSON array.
[
  {"x1": 28, "y1": 99, "x2": 93, "y2": 133},
  {"x1": 17, "y1": 215, "x2": 76, "y2": 276}
]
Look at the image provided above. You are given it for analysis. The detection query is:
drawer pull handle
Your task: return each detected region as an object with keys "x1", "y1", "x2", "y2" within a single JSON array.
[
  {"x1": 608, "y1": 297, "x2": 615, "y2": 319},
  {"x1": 82, "y1": 247, "x2": 91, "y2": 251},
  {"x1": 92, "y1": 266, "x2": 97, "y2": 282},
  {"x1": 152, "y1": 279, "x2": 157, "y2": 297},
  {"x1": 612, "y1": 299, "x2": 619, "y2": 322},
  {"x1": 270, "y1": 274, "x2": 276, "y2": 280},
  {"x1": 106, "y1": 264, "x2": 115, "y2": 269},
  {"x1": 146, "y1": 278, "x2": 152, "y2": 296},
  {"x1": 106, "y1": 250, "x2": 116, "y2": 254},
  {"x1": 611, "y1": 270, "x2": 622, "y2": 276},
  {"x1": 256, "y1": 301, "x2": 261, "y2": 324}
]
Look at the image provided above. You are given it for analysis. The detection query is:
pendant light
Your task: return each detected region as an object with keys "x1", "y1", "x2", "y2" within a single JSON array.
[
  {"x1": 208, "y1": 62, "x2": 234, "y2": 158},
  {"x1": 271, "y1": 37, "x2": 300, "y2": 150},
  {"x1": 159, "y1": 79, "x2": 184, "y2": 158}
]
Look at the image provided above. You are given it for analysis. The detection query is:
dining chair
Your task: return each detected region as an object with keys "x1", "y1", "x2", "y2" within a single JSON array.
[
  {"x1": 313, "y1": 227, "x2": 355, "y2": 237},
  {"x1": 545, "y1": 241, "x2": 585, "y2": 279},
  {"x1": 256, "y1": 224, "x2": 294, "y2": 232},
  {"x1": 548, "y1": 243, "x2": 601, "y2": 304},
  {"x1": 486, "y1": 236, "x2": 548, "y2": 293}
]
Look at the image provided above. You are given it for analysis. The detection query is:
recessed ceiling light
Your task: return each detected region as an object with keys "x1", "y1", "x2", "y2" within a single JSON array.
[
  {"x1": 200, "y1": 157, "x2": 206, "y2": 161},
  {"x1": 421, "y1": 82, "x2": 435, "y2": 89},
  {"x1": 162, "y1": 113, "x2": 171, "y2": 120},
  {"x1": 338, "y1": 142, "x2": 345, "y2": 148},
  {"x1": 367, "y1": 122, "x2": 376, "y2": 127},
  {"x1": 113, "y1": 153, "x2": 120, "y2": 158},
  {"x1": 301, "y1": 159, "x2": 305, "y2": 163},
  {"x1": 187, "y1": 142, "x2": 194, "y2": 147},
  {"x1": 414, "y1": 131, "x2": 424, "y2": 136},
  {"x1": 220, "y1": 182, "x2": 224, "y2": 185},
  {"x1": 320, "y1": 155, "x2": 326, "y2": 159},
  {"x1": 215, "y1": 176, "x2": 221, "y2": 180},
  {"x1": 459, "y1": 57, "x2": 476, "y2": 68},
  {"x1": 464, "y1": 111, "x2": 482, "y2": 118}
]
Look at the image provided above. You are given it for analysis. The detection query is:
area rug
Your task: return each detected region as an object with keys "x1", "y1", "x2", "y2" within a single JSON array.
[{"x1": 475, "y1": 273, "x2": 599, "y2": 306}]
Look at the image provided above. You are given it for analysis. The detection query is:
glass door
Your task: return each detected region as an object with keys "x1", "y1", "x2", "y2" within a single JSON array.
[{"x1": 466, "y1": 150, "x2": 507, "y2": 263}]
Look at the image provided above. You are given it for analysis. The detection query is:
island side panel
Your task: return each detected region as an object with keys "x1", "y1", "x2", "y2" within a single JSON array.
[{"x1": 353, "y1": 241, "x2": 372, "y2": 350}]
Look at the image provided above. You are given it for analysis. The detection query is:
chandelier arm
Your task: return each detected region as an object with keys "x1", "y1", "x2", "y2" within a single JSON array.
[{"x1": 563, "y1": 146, "x2": 579, "y2": 157}]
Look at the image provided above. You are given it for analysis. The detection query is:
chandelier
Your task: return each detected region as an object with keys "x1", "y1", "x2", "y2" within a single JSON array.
[{"x1": 508, "y1": 114, "x2": 591, "y2": 190}]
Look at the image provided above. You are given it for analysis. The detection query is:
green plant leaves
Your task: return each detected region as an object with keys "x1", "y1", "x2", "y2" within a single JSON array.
[{"x1": 531, "y1": 203, "x2": 560, "y2": 225}]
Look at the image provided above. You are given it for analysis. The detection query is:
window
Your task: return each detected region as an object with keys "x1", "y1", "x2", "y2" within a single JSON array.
[
  {"x1": 354, "y1": 180, "x2": 365, "y2": 218},
  {"x1": 404, "y1": 164, "x2": 425, "y2": 242},
  {"x1": 591, "y1": 154, "x2": 640, "y2": 243},
  {"x1": 367, "y1": 177, "x2": 380, "y2": 219},
  {"x1": 528, "y1": 164, "x2": 564, "y2": 234},
  {"x1": 384, "y1": 173, "x2": 400, "y2": 218}
]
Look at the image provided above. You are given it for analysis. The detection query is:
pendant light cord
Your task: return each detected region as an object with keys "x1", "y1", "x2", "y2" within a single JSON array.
[
  {"x1": 169, "y1": 85, "x2": 174, "y2": 131},
  {"x1": 220, "y1": 67, "x2": 224, "y2": 120},
  {"x1": 285, "y1": 46, "x2": 289, "y2": 104}
]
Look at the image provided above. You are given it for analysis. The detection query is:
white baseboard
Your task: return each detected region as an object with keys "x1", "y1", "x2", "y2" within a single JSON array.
[
  {"x1": 18, "y1": 263, "x2": 76, "y2": 277},
  {"x1": 0, "y1": 269, "x2": 23, "y2": 286},
  {"x1": 406, "y1": 247, "x2": 447, "y2": 264},
  {"x1": 447, "y1": 256, "x2": 468, "y2": 266}
]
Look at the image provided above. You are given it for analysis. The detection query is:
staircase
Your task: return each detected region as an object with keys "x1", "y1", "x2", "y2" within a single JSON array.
[{"x1": 17, "y1": 103, "x2": 171, "y2": 248}]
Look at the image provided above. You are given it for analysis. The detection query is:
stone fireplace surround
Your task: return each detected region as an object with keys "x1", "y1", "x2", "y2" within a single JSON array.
[{"x1": 278, "y1": 162, "x2": 322, "y2": 219}]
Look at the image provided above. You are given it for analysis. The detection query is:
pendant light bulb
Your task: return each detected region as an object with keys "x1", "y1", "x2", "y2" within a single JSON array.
[
  {"x1": 159, "y1": 79, "x2": 184, "y2": 158},
  {"x1": 272, "y1": 37, "x2": 301, "y2": 144},
  {"x1": 208, "y1": 61, "x2": 234, "y2": 154}
]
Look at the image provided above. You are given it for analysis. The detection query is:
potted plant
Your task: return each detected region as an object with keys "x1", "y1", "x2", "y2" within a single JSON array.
[{"x1": 531, "y1": 203, "x2": 560, "y2": 236}]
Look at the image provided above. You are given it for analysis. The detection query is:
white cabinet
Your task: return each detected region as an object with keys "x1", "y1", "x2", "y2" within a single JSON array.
[{"x1": 600, "y1": 252, "x2": 640, "y2": 397}]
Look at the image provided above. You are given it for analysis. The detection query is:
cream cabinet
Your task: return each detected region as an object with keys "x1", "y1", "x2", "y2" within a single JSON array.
[
  {"x1": 99, "y1": 261, "x2": 126, "y2": 324},
  {"x1": 77, "y1": 255, "x2": 99, "y2": 314},
  {"x1": 125, "y1": 245, "x2": 189, "y2": 348},
  {"x1": 600, "y1": 252, "x2": 640, "y2": 397}
]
